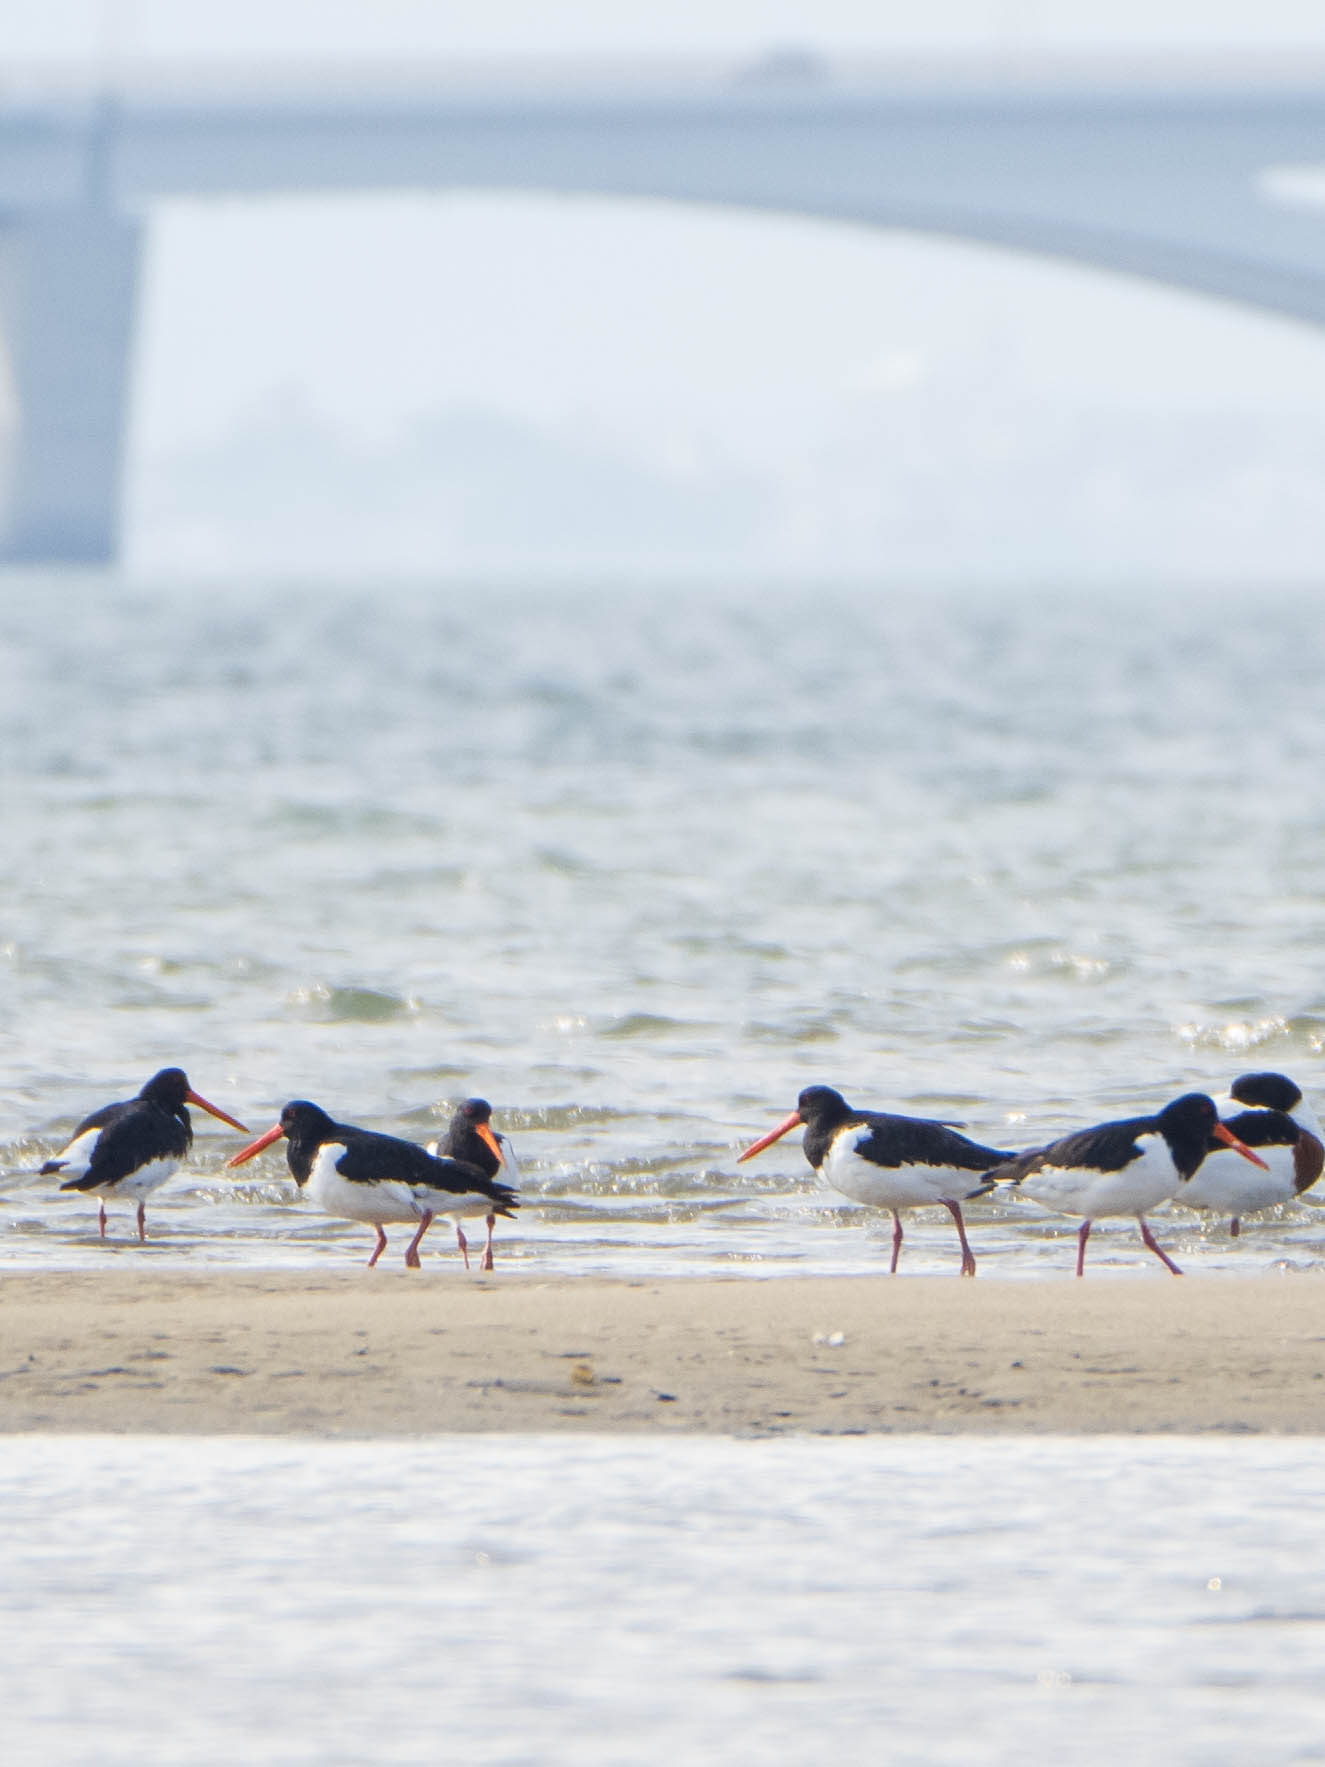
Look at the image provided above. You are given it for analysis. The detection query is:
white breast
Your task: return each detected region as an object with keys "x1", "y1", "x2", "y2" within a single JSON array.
[
  {"x1": 1017, "y1": 1134, "x2": 1180, "y2": 1219},
  {"x1": 1294, "y1": 1098, "x2": 1323, "y2": 1142},
  {"x1": 106, "y1": 1156, "x2": 181, "y2": 1201},
  {"x1": 305, "y1": 1144, "x2": 423, "y2": 1226},
  {"x1": 820, "y1": 1128, "x2": 981, "y2": 1211},
  {"x1": 1181, "y1": 1142, "x2": 1298, "y2": 1214}
]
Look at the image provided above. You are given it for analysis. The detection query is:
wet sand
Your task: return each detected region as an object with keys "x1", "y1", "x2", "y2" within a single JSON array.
[{"x1": 1, "y1": 1270, "x2": 1323, "y2": 1435}]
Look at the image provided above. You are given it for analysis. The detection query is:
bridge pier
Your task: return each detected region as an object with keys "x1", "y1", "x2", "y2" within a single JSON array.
[
  {"x1": 0, "y1": 79, "x2": 1324, "y2": 567},
  {"x1": 0, "y1": 210, "x2": 141, "y2": 564}
]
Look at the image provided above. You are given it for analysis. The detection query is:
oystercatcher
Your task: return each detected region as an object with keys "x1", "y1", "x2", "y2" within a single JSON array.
[
  {"x1": 985, "y1": 1091, "x2": 1269, "y2": 1276},
  {"x1": 40, "y1": 1067, "x2": 249, "y2": 1242},
  {"x1": 737, "y1": 1084, "x2": 1015, "y2": 1276},
  {"x1": 227, "y1": 1100, "x2": 519, "y2": 1270},
  {"x1": 1180, "y1": 1071, "x2": 1324, "y2": 1237},
  {"x1": 425, "y1": 1097, "x2": 518, "y2": 1271}
]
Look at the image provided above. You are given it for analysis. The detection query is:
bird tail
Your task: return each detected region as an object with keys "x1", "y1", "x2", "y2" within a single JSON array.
[
  {"x1": 488, "y1": 1180, "x2": 519, "y2": 1218},
  {"x1": 58, "y1": 1170, "x2": 103, "y2": 1193},
  {"x1": 977, "y1": 1148, "x2": 1034, "y2": 1191}
]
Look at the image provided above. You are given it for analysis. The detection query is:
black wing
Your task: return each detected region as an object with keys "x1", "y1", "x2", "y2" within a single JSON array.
[
  {"x1": 856, "y1": 1112, "x2": 1016, "y2": 1172},
  {"x1": 67, "y1": 1098, "x2": 133, "y2": 1141},
  {"x1": 986, "y1": 1117, "x2": 1149, "y2": 1185},
  {"x1": 1216, "y1": 1108, "x2": 1299, "y2": 1150},
  {"x1": 1215, "y1": 1109, "x2": 1323, "y2": 1196},
  {"x1": 335, "y1": 1131, "x2": 519, "y2": 1215},
  {"x1": 40, "y1": 1097, "x2": 133, "y2": 1172},
  {"x1": 58, "y1": 1102, "x2": 191, "y2": 1192}
]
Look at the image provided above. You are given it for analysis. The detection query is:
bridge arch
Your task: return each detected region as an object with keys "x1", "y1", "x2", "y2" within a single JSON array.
[
  {"x1": 125, "y1": 183, "x2": 1325, "y2": 579},
  {"x1": 5, "y1": 77, "x2": 1325, "y2": 561}
]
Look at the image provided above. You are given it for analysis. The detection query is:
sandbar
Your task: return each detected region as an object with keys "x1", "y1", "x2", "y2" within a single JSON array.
[{"x1": 1, "y1": 1270, "x2": 1323, "y2": 1436}]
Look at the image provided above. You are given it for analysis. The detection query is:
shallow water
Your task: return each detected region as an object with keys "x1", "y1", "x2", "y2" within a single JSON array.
[
  {"x1": 2, "y1": 1434, "x2": 1323, "y2": 1765},
  {"x1": 2, "y1": 578, "x2": 1324, "y2": 1278}
]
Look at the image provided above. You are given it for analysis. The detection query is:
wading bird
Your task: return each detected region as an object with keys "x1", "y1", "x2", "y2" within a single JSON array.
[
  {"x1": 1180, "y1": 1072, "x2": 1323, "y2": 1237},
  {"x1": 426, "y1": 1096, "x2": 518, "y2": 1271},
  {"x1": 986, "y1": 1092, "x2": 1268, "y2": 1276},
  {"x1": 42, "y1": 1066, "x2": 248, "y2": 1242},
  {"x1": 738, "y1": 1084, "x2": 1015, "y2": 1277},
  {"x1": 227, "y1": 1100, "x2": 518, "y2": 1270}
]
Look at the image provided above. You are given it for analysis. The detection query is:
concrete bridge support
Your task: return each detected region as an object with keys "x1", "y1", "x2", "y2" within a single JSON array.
[
  {"x1": 2, "y1": 76, "x2": 1325, "y2": 565},
  {"x1": 0, "y1": 210, "x2": 141, "y2": 563}
]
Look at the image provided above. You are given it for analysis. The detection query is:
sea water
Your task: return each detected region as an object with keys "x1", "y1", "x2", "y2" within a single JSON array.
[
  {"x1": 2, "y1": 578, "x2": 1323, "y2": 1276},
  {"x1": 1, "y1": 1434, "x2": 1323, "y2": 1764},
  {"x1": 4, "y1": 581, "x2": 1324, "y2": 1762}
]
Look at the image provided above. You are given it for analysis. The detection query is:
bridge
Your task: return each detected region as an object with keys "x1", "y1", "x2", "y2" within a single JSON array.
[{"x1": 3, "y1": 64, "x2": 1325, "y2": 563}]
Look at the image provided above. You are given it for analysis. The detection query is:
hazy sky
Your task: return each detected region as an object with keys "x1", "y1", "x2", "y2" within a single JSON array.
[
  {"x1": 9, "y1": 2, "x2": 1325, "y2": 579},
  {"x1": 11, "y1": 1, "x2": 1325, "y2": 61}
]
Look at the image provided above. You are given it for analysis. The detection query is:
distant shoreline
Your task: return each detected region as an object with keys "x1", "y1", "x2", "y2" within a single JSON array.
[{"x1": 2, "y1": 1271, "x2": 1323, "y2": 1437}]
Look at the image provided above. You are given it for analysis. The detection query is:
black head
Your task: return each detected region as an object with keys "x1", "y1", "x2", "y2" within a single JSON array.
[
  {"x1": 795, "y1": 1086, "x2": 853, "y2": 1127},
  {"x1": 1215, "y1": 1108, "x2": 1300, "y2": 1152},
  {"x1": 1150, "y1": 1091, "x2": 1272, "y2": 1181},
  {"x1": 454, "y1": 1097, "x2": 493, "y2": 1126},
  {"x1": 1156, "y1": 1093, "x2": 1220, "y2": 1137},
  {"x1": 228, "y1": 1098, "x2": 335, "y2": 1178},
  {"x1": 1229, "y1": 1072, "x2": 1303, "y2": 1114},
  {"x1": 1156, "y1": 1092, "x2": 1235, "y2": 1181},
  {"x1": 280, "y1": 1100, "x2": 338, "y2": 1141},
  {"x1": 139, "y1": 1068, "x2": 192, "y2": 1109}
]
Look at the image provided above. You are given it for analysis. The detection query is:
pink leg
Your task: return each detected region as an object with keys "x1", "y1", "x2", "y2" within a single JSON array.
[
  {"x1": 98, "y1": 1202, "x2": 107, "y2": 1239},
  {"x1": 366, "y1": 1225, "x2": 388, "y2": 1268},
  {"x1": 455, "y1": 1223, "x2": 470, "y2": 1270},
  {"x1": 944, "y1": 1201, "x2": 977, "y2": 1277},
  {"x1": 1230, "y1": 1217, "x2": 1241, "y2": 1238},
  {"x1": 404, "y1": 1210, "x2": 434, "y2": 1270},
  {"x1": 1138, "y1": 1216, "x2": 1183, "y2": 1276},
  {"x1": 1076, "y1": 1219, "x2": 1092, "y2": 1277},
  {"x1": 480, "y1": 1213, "x2": 496, "y2": 1273},
  {"x1": 889, "y1": 1211, "x2": 903, "y2": 1274},
  {"x1": 137, "y1": 1202, "x2": 147, "y2": 1244}
]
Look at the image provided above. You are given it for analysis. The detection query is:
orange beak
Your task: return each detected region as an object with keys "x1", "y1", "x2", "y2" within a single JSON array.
[
  {"x1": 737, "y1": 1109, "x2": 804, "y2": 1163},
  {"x1": 186, "y1": 1088, "x2": 249, "y2": 1135},
  {"x1": 476, "y1": 1122, "x2": 505, "y2": 1165},
  {"x1": 1213, "y1": 1120, "x2": 1270, "y2": 1170},
  {"x1": 227, "y1": 1121, "x2": 286, "y2": 1167}
]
